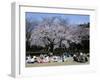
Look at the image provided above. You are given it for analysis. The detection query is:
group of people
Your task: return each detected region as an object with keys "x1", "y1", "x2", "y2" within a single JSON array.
[
  {"x1": 26, "y1": 53, "x2": 69, "y2": 64},
  {"x1": 73, "y1": 52, "x2": 89, "y2": 63},
  {"x1": 26, "y1": 52, "x2": 89, "y2": 64}
]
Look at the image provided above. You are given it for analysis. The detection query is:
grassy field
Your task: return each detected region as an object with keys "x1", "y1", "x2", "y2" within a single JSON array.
[{"x1": 26, "y1": 57, "x2": 89, "y2": 67}]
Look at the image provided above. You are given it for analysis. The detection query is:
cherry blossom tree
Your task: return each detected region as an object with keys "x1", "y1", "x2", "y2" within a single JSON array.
[
  {"x1": 29, "y1": 17, "x2": 73, "y2": 52},
  {"x1": 29, "y1": 17, "x2": 89, "y2": 53}
]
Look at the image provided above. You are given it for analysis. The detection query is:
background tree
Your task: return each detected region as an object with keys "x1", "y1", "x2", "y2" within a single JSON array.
[
  {"x1": 68, "y1": 23, "x2": 89, "y2": 53},
  {"x1": 26, "y1": 19, "x2": 39, "y2": 51}
]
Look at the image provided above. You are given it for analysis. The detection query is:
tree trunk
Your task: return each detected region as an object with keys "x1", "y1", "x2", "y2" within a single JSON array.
[{"x1": 49, "y1": 42, "x2": 54, "y2": 52}]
